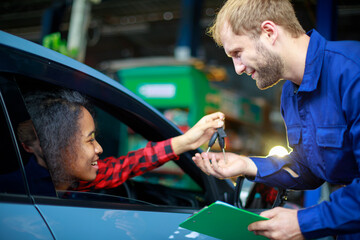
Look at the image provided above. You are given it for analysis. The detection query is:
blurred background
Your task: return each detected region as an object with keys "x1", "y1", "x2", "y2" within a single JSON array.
[
  {"x1": 2, "y1": 0, "x2": 359, "y2": 156},
  {"x1": 1, "y1": 0, "x2": 359, "y2": 208}
]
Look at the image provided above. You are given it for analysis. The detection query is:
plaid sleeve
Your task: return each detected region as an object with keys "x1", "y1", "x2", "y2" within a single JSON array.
[{"x1": 75, "y1": 138, "x2": 179, "y2": 191}]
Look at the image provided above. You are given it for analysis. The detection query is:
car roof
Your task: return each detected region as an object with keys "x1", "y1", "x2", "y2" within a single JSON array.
[
  {"x1": 0, "y1": 30, "x2": 131, "y2": 97},
  {"x1": 0, "y1": 30, "x2": 182, "y2": 140}
]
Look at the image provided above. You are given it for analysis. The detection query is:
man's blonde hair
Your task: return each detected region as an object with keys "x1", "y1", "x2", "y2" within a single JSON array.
[{"x1": 208, "y1": 0, "x2": 305, "y2": 46}]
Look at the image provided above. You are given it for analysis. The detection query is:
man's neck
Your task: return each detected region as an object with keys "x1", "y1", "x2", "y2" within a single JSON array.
[{"x1": 282, "y1": 34, "x2": 310, "y2": 86}]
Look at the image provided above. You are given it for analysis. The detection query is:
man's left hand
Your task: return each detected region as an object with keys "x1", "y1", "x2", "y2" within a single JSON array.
[{"x1": 248, "y1": 207, "x2": 304, "y2": 240}]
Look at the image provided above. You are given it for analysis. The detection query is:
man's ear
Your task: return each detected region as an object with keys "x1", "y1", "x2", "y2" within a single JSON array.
[
  {"x1": 260, "y1": 20, "x2": 278, "y2": 45},
  {"x1": 21, "y1": 142, "x2": 34, "y2": 153}
]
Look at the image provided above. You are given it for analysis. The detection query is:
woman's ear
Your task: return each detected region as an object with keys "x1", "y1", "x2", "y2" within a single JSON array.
[{"x1": 260, "y1": 20, "x2": 278, "y2": 45}]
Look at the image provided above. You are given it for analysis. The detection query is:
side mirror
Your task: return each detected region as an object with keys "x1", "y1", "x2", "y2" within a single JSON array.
[{"x1": 233, "y1": 176, "x2": 288, "y2": 209}]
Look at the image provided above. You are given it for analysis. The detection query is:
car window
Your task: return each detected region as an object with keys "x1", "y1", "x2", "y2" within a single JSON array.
[
  {"x1": 95, "y1": 106, "x2": 202, "y2": 192},
  {"x1": 94, "y1": 105, "x2": 205, "y2": 207},
  {"x1": 0, "y1": 94, "x2": 27, "y2": 195},
  {"x1": 14, "y1": 76, "x2": 206, "y2": 207}
]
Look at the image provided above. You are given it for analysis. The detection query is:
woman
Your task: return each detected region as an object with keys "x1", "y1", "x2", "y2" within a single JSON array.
[{"x1": 22, "y1": 89, "x2": 225, "y2": 191}]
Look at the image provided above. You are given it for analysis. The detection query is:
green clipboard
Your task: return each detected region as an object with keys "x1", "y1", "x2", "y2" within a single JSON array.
[{"x1": 179, "y1": 201, "x2": 269, "y2": 240}]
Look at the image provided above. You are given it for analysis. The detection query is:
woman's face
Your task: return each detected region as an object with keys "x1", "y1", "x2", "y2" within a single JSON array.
[{"x1": 68, "y1": 107, "x2": 103, "y2": 182}]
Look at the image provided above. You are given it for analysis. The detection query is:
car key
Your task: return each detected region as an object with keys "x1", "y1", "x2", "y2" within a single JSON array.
[{"x1": 206, "y1": 127, "x2": 227, "y2": 163}]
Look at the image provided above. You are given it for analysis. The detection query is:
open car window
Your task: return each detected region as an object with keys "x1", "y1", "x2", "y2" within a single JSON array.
[
  {"x1": 14, "y1": 75, "x2": 207, "y2": 208},
  {"x1": 95, "y1": 106, "x2": 202, "y2": 193},
  {"x1": 83, "y1": 99, "x2": 206, "y2": 207}
]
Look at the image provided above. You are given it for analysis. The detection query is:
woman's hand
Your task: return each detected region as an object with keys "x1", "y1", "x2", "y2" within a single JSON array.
[{"x1": 171, "y1": 112, "x2": 225, "y2": 155}]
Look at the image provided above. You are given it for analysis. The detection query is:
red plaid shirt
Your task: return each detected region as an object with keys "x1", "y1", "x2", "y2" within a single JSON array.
[{"x1": 75, "y1": 139, "x2": 179, "y2": 191}]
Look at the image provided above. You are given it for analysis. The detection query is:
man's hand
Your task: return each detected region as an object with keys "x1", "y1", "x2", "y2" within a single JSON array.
[
  {"x1": 192, "y1": 152, "x2": 257, "y2": 178},
  {"x1": 248, "y1": 207, "x2": 304, "y2": 240}
]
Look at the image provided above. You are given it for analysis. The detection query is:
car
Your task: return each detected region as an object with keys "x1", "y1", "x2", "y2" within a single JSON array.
[{"x1": 0, "y1": 30, "x2": 239, "y2": 239}]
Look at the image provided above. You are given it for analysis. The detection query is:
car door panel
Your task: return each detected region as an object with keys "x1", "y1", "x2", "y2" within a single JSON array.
[
  {"x1": 0, "y1": 201, "x2": 54, "y2": 240},
  {"x1": 37, "y1": 203, "x2": 217, "y2": 239}
]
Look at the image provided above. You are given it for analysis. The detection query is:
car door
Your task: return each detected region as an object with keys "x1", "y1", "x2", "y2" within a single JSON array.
[{"x1": 9, "y1": 75, "x2": 219, "y2": 240}]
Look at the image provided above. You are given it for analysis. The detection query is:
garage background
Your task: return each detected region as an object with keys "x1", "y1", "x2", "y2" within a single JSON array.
[{"x1": 1, "y1": 0, "x2": 359, "y2": 207}]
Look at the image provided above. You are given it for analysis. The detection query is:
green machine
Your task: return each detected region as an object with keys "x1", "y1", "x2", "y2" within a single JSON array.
[
  {"x1": 115, "y1": 65, "x2": 217, "y2": 191},
  {"x1": 118, "y1": 65, "x2": 213, "y2": 128}
]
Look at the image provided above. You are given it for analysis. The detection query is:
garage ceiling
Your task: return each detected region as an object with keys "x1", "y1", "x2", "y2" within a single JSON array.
[
  {"x1": 1, "y1": 0, "x2": 359, "y2": 63},
  {"x1": 1, "y1": 0, "x2": 360, "y2": 101}
]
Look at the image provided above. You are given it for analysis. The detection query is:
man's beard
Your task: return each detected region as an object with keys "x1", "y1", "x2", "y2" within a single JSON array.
[{"x1": 254, "y1": 41, "x2": 284, "y2": 90}]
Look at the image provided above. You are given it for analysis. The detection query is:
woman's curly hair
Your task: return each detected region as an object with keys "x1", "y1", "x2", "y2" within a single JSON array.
[{"x1": 24, "y1": 89, "x2": 94, "y2": 188}]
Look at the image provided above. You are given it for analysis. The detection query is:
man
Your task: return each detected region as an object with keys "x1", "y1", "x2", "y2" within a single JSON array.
[
  {"x1": 20, "y1": 89, "x2": 225, "y2": 192},
  {"x1": 192, "y1": 0, "x2": 360, "y2": 239}
]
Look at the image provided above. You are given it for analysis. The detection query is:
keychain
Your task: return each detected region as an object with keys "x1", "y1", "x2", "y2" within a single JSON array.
[{"x1": 206, "y1": 127, "x2": 227, "y2": 163}]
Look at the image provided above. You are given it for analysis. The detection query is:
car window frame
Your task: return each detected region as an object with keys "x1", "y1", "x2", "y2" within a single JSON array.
[
  {"x1": 4, "y1": 73, "x2": 201, "y2": 212},
  {"x1": 0, "y1": 83, "x2": 229, "y2": 219},
  {"x1": 15, "y1": 76, "x2": 209, "y2": 207},
  {"x1": 0, "y1": 38, "x2": 219, "y2": 195}
]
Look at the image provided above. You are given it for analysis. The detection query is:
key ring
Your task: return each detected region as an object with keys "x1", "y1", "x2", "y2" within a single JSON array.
[{"x1": 206, "y1": 127, "x2": 227, "y2": 163}]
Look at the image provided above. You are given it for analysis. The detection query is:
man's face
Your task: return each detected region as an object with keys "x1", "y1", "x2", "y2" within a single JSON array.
[
  {"x1": 253, "y1": 40, "x2": 284, "y2": 89},
  {"x1": 220, "y1": 22, "x2": 284, "y2": 89},
  {"x1": 67, "y1": 107, "x2": 103, "y2": 182}
]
